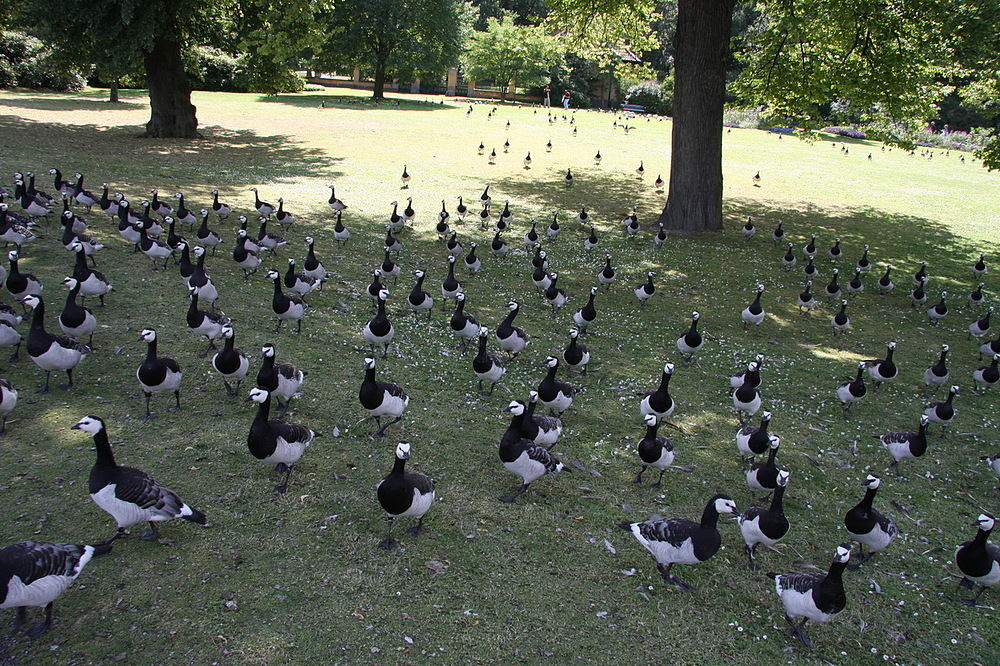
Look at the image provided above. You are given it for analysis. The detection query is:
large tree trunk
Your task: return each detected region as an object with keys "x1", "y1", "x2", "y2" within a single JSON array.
[
  {"x1": 658, "y1": 0, "x2": 734, "y2": 232},
  {"x1": 145, "y1": 34, "x2": 200, "y2": 138},
  {"x1": 372, "y1": 57, "x2": 387, "y2": 100}
]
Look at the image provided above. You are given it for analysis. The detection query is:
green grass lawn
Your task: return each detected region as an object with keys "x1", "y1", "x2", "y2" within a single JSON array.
[{"x1": 0, "y1": 86, "x2": 998, "y2": 665}]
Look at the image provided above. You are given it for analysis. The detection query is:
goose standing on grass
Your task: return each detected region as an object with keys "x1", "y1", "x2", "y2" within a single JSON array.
[
  {"x1": 981, "y1": 453, "x2": 1000, "y2": 489},
  {"x1": 622, "y1": 205, "x2": 639, "y2": 235},
  {"x1": 0, "y1": 379, "x2": 16, "y2": 433},
  {"x1": 781, "y1": 243, "x2": 796, "y2": 270},
  {"x1": 746, "y1": 435, "x2": 783, "y2": 498},
  {"x1": 195, "y1": 209, "x2": 222, "y2": 254},
  {"x1": 136, "y1": 223, "x2": 172, "y2": 270},
  {"x1": 562, "y1": 329, "x2": 590, "y2": 374},
  {"x1": 364, "y1": 289, "x2": 394, "y2": 358},
  {"x1": 878, "y1": 414, "x2": 929, "y2": 477},
  {"x1": 400, "y1": 165, "x2": 411, "y2": 188},
  {"x1": 302, "y1": 237, "x2": 329, "y2": 288},
  {"x1": 327, "y1": 184, "x2": 347, "y2": 212},
  {"x1": 973, "y1": 354, "x2": 1000, "y2": 392},
  {"x1": 968, "y1": 306, "x2": 994, "y2": 340},
  {"x1": 771, "y1": 220, "x2": 785, "y2": 244},
  {"x1": 246, "y1": 387, "x2": 316, "y2": 493},
  {"x1": 927, "y1": 291, "x2": 949, "y2": 324},
  {"x1": 537, "y1": 356, "x2": 575, "y2": 416},
  {"x1": 868, "y1": 341, "x2": 898, "y2": 389},
  {"x1": 496, "y1": 301, "x2": 528, "y2": 358},
  {"x1": 972, "y1": 253, "x2": 988, "y2": 278},
  {"x1": 584, "y1": 226, "x2": 599, "y2": 250},
  {"x1": 384, "y1": 226, "x2": 402, "y2": 256},
  {"x1": 676, "y1": 312, "x2": 704, "y2": 363},
  {"x1": 23, "y1": 295, "x2": 88, "y2": 393},
  {"x1": 436, "y1": 201, "x2": 450, "y2": 235},
  {"x1": 846, "y1": 270, "x2": 864, "y2": 296},
  {"x1": 464, "y1": 242, "x2": 482, "y2": 274},
  {"x1": 547, "y1": 211, "x2": 561, "y2": 239},
  {"x1": 266, "y1": 269, "x2": 307, "y2": 333},
  {"x1": 523, "y1": 391, "x2": 562, "y2": 447},
  {"x1": 274, "y1": 198, "x2": 294, "y2": 232},
  {"x1": 924, "y1": 385, "x2": 959, "y2": 438},
  {"x1": 498, "y1": 401, "x2": 567, "y2": 502},
  {"x1": 0, "y1": 539, "x2": 111, "y2": 638},
  {"x1": 844, "y1": 475, "x2": 898, "y2": 567},
  {"x1": 741, "y1": 284, "x2": 766, "y2": 335},
  {"x1": 489, "y1": 231, "x2": 508, "y2": 258},
  {"x1": 956, "y1": 514, "x2": 1000, "y2": 605},
  {"x1": 187, "y1": 246, "x2": 218, "y2": 307},
  {"x1": 736, "y1": 410, "x2": 774, "y2": 463},
  {"x1": 377, "y1": 442, "x2": 435, "y2": 549},
  {"x1": 284, "y1": 258, "x2": 318, "y2": 297},
  {"x1": 7, "y1": 251, "x2": 43, "y2": 302},
  {"x1": 251, "y1": 187, "x2": 275, "y2": 217},
  {"x1": 640, "y1": 363, "x2": 676, "y2": 420},
  {"x1": 72, "y1": 415, "x2": 206, "y2": 541},
  {"x1": 211, "y1": 326, "x2": 249, "y2": 397},
  {"x1": 523, "y1": 219, "x2": 539, "y2": 247},
  {"x1": 633, "y1": 414, "x2": 675, "y2": 487},
  {"x1": 332, "y1": 210, "x2": 350, "y2": 245},
  {"x1": 923, "y1": 344, "x2": 951, "y2": 393},
  {"x1": 802, "y1": 257, "x2": 818, "y2": 280},
  {"x1": 149, "y1": 188, "x2": 172, "y2": 217},
  {"x1": 455, "y1": 196, "x2": 468, "y2": 220},
  {"x1": 831, "y1": 299, "x2": 850, "y2": 335},
  {"x1": 770, "y1": 545, "x2": 851, "y2": 648},
  {"x1": 256, "y1": 343, "x2": 304, "y2": 413},
  {"x1": 14, "y1": 180, "x2": 50, "y2": 221},
  {"x1": 0, "y1": 204, "x2": 37, "y2": 251},
  {"x1": 837, "y1": 362, "x2": 867, "y2": 417},
  {"x1": 797, "y1": 281, "x2": 816, "y2": 313},
  {"x1": 857, "y1": 245, "x2": 872, "y2": 272},
  {"x1": 402, "y1": 196, "x2": 415, "y2": 224},
  {"x1": 441, "y1": 256, "x2": 463, "y2": 310},
  {"x1": 620, "y1": 495, "x2": 738, "y2": 590},
  {"x1": 116, "y1": 200, "x2": 141, "y2": 246},
  {"x1": 827, "y1": 237, "x2": 842, "y2": 261},
  {"x1": 564, "y1": 168, "x2": 574, "y2": 187},
  {"x1": 211, "y1": 189, "x2": 231, "y2": 219},
  {"x1": 71, "y1": 173, "x2": 99, "y2": 211},
  {"x1": 574, "y1": 286, "x2": 599, "y2": 333},
  {"x1": 877, "y1": 264, "x2": 895, "y2": 296},
  {"x1": 472, "y1": 327, "x2": 506, "y2": 394},
  {"x1": 653, "y1": 222, "x2": 667, "y2": 248},
  {"x1": 739, "y1": 469, "x2": 790, "y2": 571},
  {"x1": 358, "y1": 357, "x2": 409, "y2": 437},
  {"x1": 531, "y1": 257, "x2": 552, "y2": 292},
  {"x1": 366, "y1": 270, "x2": 387, "y2": 309},
  {"x1": 446, "y1": 231, "x2": 463, "y2": 256},
  {"x1": 172, "y1": 193, "x2": 197, "y2": 228},
  {"x1": 257, "y1": 218, "x2": 287, "y2": 255},
  {"x1": 57, "y1": 278, "x2": 96, "y2": 346},
  {"x1": 634, "y1": 271, "x2": 656, "y2": 309},
  {"x1": 544, "y1": 273, "x2": 568, "y2": 316},
  {"x1": 407, "y1": 270, "x2": 433, "y2": 317},
  {"x1": 802, "y1": 234, "x2": 817, "y2": 260},
  {"x1": 732, "y1": 366, "x2": 762, "y2": 422},
  {"x1": 597, "y1": 254, "x2": 616, "y2": 289},
  {"x1": 450, "y1": 293, "x2": 480, "y2": 350},
  {"x1": 741, "y1": 215, "x2": 755, "y2": 240},
  {"x1": 135, "y1": 328, "x2": 182, "y2": 420},
  {"x1": 823, "y1": 269, "x2": 842, "y2": 300},
  {"x1": 186, "y1": 286, "x2": 230, "y2": 358}
]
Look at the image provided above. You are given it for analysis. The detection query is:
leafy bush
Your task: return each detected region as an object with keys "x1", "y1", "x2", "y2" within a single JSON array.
[
  {"x1": 625, "y1": 80, "x2": 672, "y2": 115},
  {"x1": 723, "y1": 107, "x2": 765, "y2": 128},
  {"x1": 0, "y1": 30, "x2": 86, "y2": 91},
  {"x1": 912, "y1": 127, "x2": 989, "y2": 152},
  {"x1": 187, "y1": 46, "x2": 242, "y2": 92},
  {"x1": 822, "y1": 126, "x2": 867, "y2": 139}
]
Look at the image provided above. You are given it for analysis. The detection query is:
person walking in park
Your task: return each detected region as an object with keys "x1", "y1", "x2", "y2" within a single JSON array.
[
  {"x1": 562, "y1": 90, "x2": 570, "y2": 110},
  {"x1": 544, "y1": 85, "x2": 551, "y2": 107}
]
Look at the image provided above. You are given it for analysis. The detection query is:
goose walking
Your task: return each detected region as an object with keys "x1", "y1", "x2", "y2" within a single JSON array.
[
  {"x1": 135, "y1": 328, "x2": 182, "y2": 420},
  {"x1": 72, "y1": 415, "x2": 206, "y2": 540},
  {"x1": 956, "y1": 514, "x2": 1000, "y2": 605},
  {"x1": 640, "y1": 363, "x2": 675, "y2": 420},
  {"x1": 246, "y1": 388, "x2": 316, "y2": 493},
  {"x1": 844, "y1": 475, "x2": 898, "y2": 567},
  {"x1": 376, "y1": 442, "x2": 435, "y2": 549},
  {"x1": 23, "y1": 295, "x2": 89, "y2": 393},
  {"x1": 573, "y1": 286, "x2": 599, "y2": 333},
  {"x1": 597, "y1": 254, "x2": 616, "y2": 289},
  {"x1": 498, "y1": 401, "x2": 567, "y2": 502},
  {"x1": 406, "y1": 270, "x2": 433, "y2": 317},
  {"x1": 251, "y1": 187, "x2": 275, "y2": 217},
  {"x1": 302, "y1": 237, "x2": 329, "y2": 287},
  {"x1": 256, "y1": 343, "x2": 304, "y2": 413},
  {"x1": 739, "y1": 469, "x2": 790, "y2": 571},
  {"x1": 441, "y1": 256, "x2": 463, "y2": 310},
  {"x1": 620, "y1": 495, "x2": 738, "y2": 590},
  {"x1": 449, "y1": 293, "x2": 479, "y2": 350},
  {"x1": 211, "y1": 189, "x2": 231, "y2": 219},
  {"x1": 472, "y1": 327, "x2": 506, "y2": 394},
  {"x1": 496, "y1": 301, "x2": 528, "y2": 358},
  {"x1": 831, "y1": 299, "x2": 850, "y2": 335},
  {"x1": 633, "y1": 414, "x2": 675, "y2": 488},
  {"x1": 186, "y1": 286, "x2": 231, "y2": 358},
  {"x1": 924, "y1": 385, "x2": 958, "y2": 438},
  {"x1": 57, "y1": 278, "x2": 96, "y2": 346},
  {"x1": 634, "y1": 271, "x2": 656, "y2": 309},
  {"x1": 363, "y1": 289, "x2": 394, "y2": 357},
  {"x1": 973, "y1": 354, "x2": 1000, "y2": 392},
  {"x1": 284, "y1": 258, "x2": 318, "y2": 297},
  {"x1": 524, "y1": 391, "x2": 562, "y2": 447},
  {"x1": 562, "y1": 329, "x2": 590, "y2": 374},
  {"x1": 537, "y1": 356, "x2": 575, "y2": 416},
  {"x1": 867, "y1": 341, "x2": 898, "y2": 389},
  {"x1": 211, "y1": 326, "x2": 249, "y2": 397},
  {"x1": 878, "y1": 415, "x2": 929, "y2": 477},
  {"x1": 358, "y1": 357, "x2": 409, "y2": 437},
  {"x1": 741, "y1": 284, "x2": 766, "y2": 335},
  {"x1": 0, "y1": 379, "x2": 16, "y2": 433},
  {"x1": 923, "y1": 344, "x2": 950, "y2": 394},
  {"x1": 771, "y1": 545, "x2": 851, "y2": 648},
  {"x1": 266, "y1": 270, "x2": 307, "y2": 333},
  {"x1": 736, "y1": 411, "x2": 774, "y2": 463},
  {"x1": 6, "y1": 251, "x2": 43, "y2": 302}
]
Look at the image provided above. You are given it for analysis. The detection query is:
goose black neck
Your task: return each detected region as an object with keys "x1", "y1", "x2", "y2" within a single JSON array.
[
  {"x1": 146, "y1": 337, "x2": 159, "y2": 360},
  {"x1": 390, "y1": 455, "x2": 407, "y2": 476},
  {"x1": 92, "y1": 426, "x2": 116, "y2": 468},
  {"x1": 253, "y1": 392, "x2": 272, "y2": 424},
  {"x1": 658, "y1": 370, "x2": 672, "y2": 392},
  {"x1": 700, "y1": 501, "x2": 723, "y2": 527},
  {"x1": 29, "y1": 300, "x2": 45, "y2": 329},
  {"x1": 857, "y1": 485, "x2": 878, "y2": 510}
]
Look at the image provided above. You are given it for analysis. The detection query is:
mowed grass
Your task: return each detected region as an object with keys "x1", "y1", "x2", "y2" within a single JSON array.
[{"x1": 0, "y1": 86, "x2": 998, "y2": 665}]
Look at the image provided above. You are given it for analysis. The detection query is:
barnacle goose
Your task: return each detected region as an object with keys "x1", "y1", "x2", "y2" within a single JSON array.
[
  {"x1": 407, "y1": 270, "x2": 433, "y2": 317},
  {"x1": 23, "y1": 295, "x2": 89, "y2": 393},
  {"x1": 450, "y1": 293, "x2": 479, "y2": 350},
  {"x1": 135, "y1": 328, "x2": 182, "y2": 420},
  {"x1": 0, "y1": 379, "x2": 16, "y2": 433},
  {"x1": 332, "y1": 210, "x2": 350, "y2": 245},
  {"x1": 973, "y1": 354, "x2": 1000, "y2": 393},
  {"x1": 562, "y1": 329, "x2": 590, "y2": 374},
  {"x1": 620, "y1": 495, "x2": 738, "y2": 590},
  {"x1": 211, "y1": 326, "x2": 249, "y2": 397},
  {"x1": 246, "y1": 388, "x2": 316, "y2": 493},
  {"x1": 827, "y1": 237, "x2": 842, "y2": 261},
  {"x1": 634, "y1": 414, "x2": 675, "y2": 488},
  {"x1": 622, "y1": 205, "x2": 639, "y2": 235},
  {"x1": 676, "y1": 311, "x2": 704, "y2": 362},
  {"x1": 490, "y1": 231, "x2": 508, "y2": 257},
  {"x1": 0, "y1": 539, "x2": 111, "y2": 637},
  {"x1": 284, "y1": 259, "x2": 318, "y2": 297},
  {"x1": 968, "y1": 306, "x2": 994, "y2": 340},
  {"x1": 524, "y1": 391, "x2": 562, "y2": 447},
  {"x1": 972, "y1": 253, "x2": 988, "y2": 278},
  {"x1": 781, "y1": 242, "x2": 796, "y2": 270},
  {"x1": 564, "y1": 168, "x2": 574, "y2": 187},
  {"x1": 770, "y1": 545, "x2": 851, "y2": 648},
  {"x1": 982, "y1": 453, "x2": 1000, "y2": 489},
  {"x1": 844, "y1": 475, "x2": 898, "y2": 567},
  {"x1": 136, "y1": 223, "x2": 172, "y2": 270},
  {"x1": 867, "y1": 341, "x2": 898, "y2": 389},
  {"x1": 739, "y1": 469, "x2": 790, "y2": 571},
  {"x1": 640, "y1": 363, "x2": 675, "y2": 419},
  {"x1": 741, "y1": 215, "x2": 755, "y2": 240},
  {"x1": 746, "y1": 435, "x2": 784, "y2": 498},
  {"x1": 877, "y1": 264, "x2": 894, "y2": 296},
  {"x1": 186, "y1": 286, "x2": 230, "y2": 357},
  {"x1": 969, "y1": 282, "x2": 987, "y2": 307},
  {"x1": 924, "y1": 385, "x2": 958, "y2": 437},
  {"x1": 187, "y1": 246, "x2": 218, "y2": 306},
  {"x1": 441, "y1": 256, "x2": 463, "y2": 310},
  {"x1": 856, "y1": 244, "x2": 872, "y2": 272},
  {"x1": 0, "y1": 204, "x2": 36, "y2": 250},
  {"x1": 364, "y1": 289, "x2": 394, "y2": 357},
  {"x1": 172, "y1": 193, "x2": 197, "y2": 228},
  {"x1": 377, "y1": 442, "x2": 435, "y2": 549},
  {"x1": 634, "y1": 271, "x2": 656, "y2": 309},
  {"x1": 909, "y1": 277, "x2": 927, "y2": 307},
  {"x1": 266, "y1": 269, "x2": 307, "y2": 334},
  {"x1": 736, "y1": 410, "x2": 774, "y2": 462},
  {"x1": 302, "y1": 237, "x2": 329, "y2": 288},
  {"x1": 831, "y1": 299, "x2": 850, "y2": 335},
  {"x1": 455, "y1": 196, "x2": 468, "y2": 220},
  {"x1": 463, "y1": 242, "x2": 482, "y2": 274},
  {"x1": 584, "y1": 226, "x2": 599, "y2": 250},
  {"x1": 846, "y1": 269, "x2": 864, "y2": 296},
  {"x1": 547, "y1": 211, "x2": 561, "y2": 239},
  {"x1": 836, "y1": 362, "x2": 867, "y2": 416},
  {"x1": 923, "y1": 344, "x2": 951, "y2": 393},
  {"x1": 573, "y1": 286, "x2": 599, "y2": 333},
  {"x1": 472, "y1": 327, "x2": 506, "y2": 394},
  {"x1": 927, "y1": 291, "x2": 948, "y2": 324},
  {"x1": 366, "y1": 270, "x2": 387, "y2": 309},
  {"x1": 732, "y1": 364, "x2": 762, "y2": 421},
  {"x1": 402, "y1": 196, "x2": 415, "y2": 223},
  {"x1": 913, "y1": 260, "x2": 928, "y2": 285},
  {"x1": 6, "y1": 250, "x2": 43, "y2": 301},
  {"x1": 802, "y1": 257, "x2": 818, "y2": 280},
  {"x1": 274, "y1": 198, "x2": 294, "y2": 232},
  {"x1": 149, "y1": 188, "x2": 172, "y2": 217},
  {"x1": 771, "y1": 220, "x2": 785, "y2": 244},
  {"x1": 498, "y1": 401, "x2": 567, "y2": 502},
  {"x1": 823, "y1": 269, "x2": 841, "y2": 300},
  {"x1": 257, "y1": 218, "x2": 287, "y2": 255},
  {"x1": 597, "y1": 254, "x2": 616, "y2": 289},
  {"x1": 195, "y1": 209, "x2": 222, "y2": 254},
  {"x1": 537, "y1": 356, "x2": 575, "y2": 416},
  {"x1": 543, "y1": 273, "x2": 567, "y2": 316},
  {"x1": 878, "y1": 414, "x2": 929, "y2": 477},
  {"x1": 956, "y1": 514, "x2": 1000, "y2": 605},
  {"x1": 72, "y1": 415, "x2": 206, "y2": 540},
  {"x1": 251, "y1": 187, "x2": 275, "y2": 217},
  {"x1": 741, "y1": 284, "x2": 766, "y2": 335},
  {"x1": 211, "y1": 189, "x2": 231, "y2": 219},
  {"x1": 802, "y1": 234, "x2": 817, "y2": 259},
  {"x1": 359, "y1": 357, "x2": 409, "y2": 437},
  {"x1": 796, "y1": 281, "x2": 815, "y2": 313},
  {"x1": 57, "y1": 277, "x2": 96, "y2": 346},
  {"x1": 446, "y1": 231, "x2": 463, "y2": 256},
  {"x1": 531, "y1": 258, "x2": 553, "y2": 292},
  {"x1": 496, "y1": 301, "x2": 528, "y2": 358},
  {"x1": 256, "y1": 343, "x2": 304, "y2": 413},
  {"x1": 653, "y1": 222, "x2": 667, "y2": 248}
]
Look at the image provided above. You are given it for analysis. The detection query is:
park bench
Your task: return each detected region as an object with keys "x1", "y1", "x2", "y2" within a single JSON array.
[{"x1": 621, "y1": 103, "x2": 646, "y2": 114}]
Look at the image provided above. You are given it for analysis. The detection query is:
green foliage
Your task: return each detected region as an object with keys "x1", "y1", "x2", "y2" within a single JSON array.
[
  {"x1": 462, "y1": 13, "x2": 562, "y2": 101},
  {"x1": 0, "y1": 30, "x2": 86, "y2": 90},
  {"x1": 187, "y1": 46, "x2": 243, "y2": 92},
  {"x1": 625, "y1": 78, "x2": 673, "y2": 114}
]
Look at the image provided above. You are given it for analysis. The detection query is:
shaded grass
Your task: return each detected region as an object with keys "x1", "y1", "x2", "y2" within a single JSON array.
[{"x1": 0, "y1": 88, "x2": 997, "y2": 664}]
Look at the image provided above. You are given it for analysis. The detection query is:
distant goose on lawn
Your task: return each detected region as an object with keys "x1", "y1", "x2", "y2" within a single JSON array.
[
  {"x1": 463, "y1": 242, "x2": 481, "y2": 274},
  {"x1": 359, "y1": 357, "x2": 409, "y2": 437},
  {"x1": 72, "y1": 415, "x2": 206, "y2": 541},
  {"x1": 256, "y1": 343, "x2": 304, "y2": 413},
  {"x1": 172, "y1": 193, "x2": 197, "y2": 228},
  {"x1": 802, "y1": 234, "x2": 817, "y2": 259},
  {"x1": 770, "y1": 545, "x2": 851, "y2": 648},
  {"x1": 57, "y1": 277, "x2": 96, "y2": 346},
  {"x1": 597, "y1": 254, "x2": 616, "y2": 289},
  {"x1": 363, "y1": 289, "x2": 394, "y2": 358},
  {"x1": 973, "y1": 354, "x2": 1000, "y2": 393},
  {"x1": 537, "y1": 356, "x2": 575, "y2": 416},
  {"x1": 831, "y1": 299, "x2": 850, "y2": 335},
  {"x1": 333, "y1": 211, "x2": 350, "y2": 245},
  {"x1": 968, "y1": 306, "x2": 994, "y2": 340},
  {"x1": 837, "y1": 362, "x2": 867, "y2": 417},
  {"x1": 573, "y1": 286, "x2": 599, "y2": 333},
  {"x1": 741, "y1": 284, "x2": 766, "y2": 335},
  {"x1": 211, "y1": 189, "x2": 231, "y2": 219},
  {"x1": 211, "y1": 326, "x2": 249, "y2": 397},
  {"x1": 676, "y1": 311, "x2": 704, "y2": 363},
  {"x1": 0, "y1": 379, "x2": 16, "y2": 433},
  {"x1": 827, "y1": 237, "x2": 842, "y2": 261},
  {"x1": 856, "y1": 245, "x2": 872, "y2": 272},
  {"x1": 867, "y1": 341, "x2": 898, "y2": 389},
  {"x1": 274, "y1": 197, "x2": 294, "y2": 232},
  {"x1": 441, "y1": 256, "x2": 463, "y2": 310},
  {"x1": 955, "y1": 513, "x2": 1000, "y2": 605},
  {"x1": 633, "y1": 414, "x2": 675, "y2": 488},
  {"x1": 923, "y1": 344, "x2": 951, "y2": 393},
  {"x1": 250, "y1": 187, "x2": 275, "y2": 217},
  {"x1": 472, "y1": 327, "x2": 505, "y2": 394},
  {"x1": 877, "y1": 264, "x2": 895, "y2": 296},
  {"x1": 653, "y1": 222, "x2": 667, "y2": 247},
  {"x1": 543, "y1": 273, "x2": 567, "y2": 316},
  {"x1": 246, "y1": 387, "x2": 316, "y2": 493},
  {"x1": 927, "y1": 291, "x2": 949, "y2": 324},
  {"x1": 490, "y1": 232, "x2": 508, "y2": 257},
  {"x1": 972, "y1": 253, "x2": 988, "y2": 278},
  {"x1": 266, "y1": 269, "x2": 307, "y2": 334},
  {"x1": 23, "y1": 294, "x2": 89, "y2": 393},
  {"x1": 781, "y1": 243, "x2": 796, "y2": 270},
  {"x1": 377, "y1": 442, "x2": 435, "y2": 550},
  {"x1": 406, "y1": 270, "x2": 433, "y2": 317},
  {"x1": 634, "y1": 271, "x2": 656, "y2": 309},
  {"x1": 802, "y1": 257, "x2": 818, "y2": 280},
  {"x1": 924, "y1": 385, "x2": 959, "y2": 438},
  {"x1": 846, "y1": 270, "x2": 864, "y2": 296},
  {"x1": 449, "y1": 293, "x2": 479, "y2": 350},
  {"x1": 739, "y1": 469, "x2": 790, "y2": 571},
  {"x1": 135, "y1": 328, "x2": 182, "y2": 420},
  {"x1": 640, "y1": 363, "x2": 676, "y2": 420},
  {"x1": 823, "y1": 269, "x2": 842, "y2": 300},
  {"x1": 741, "y1": 215, "x2": 755, "y2": 240},
  {"x1": 195, "y1": 209, "x2": 222, "y2": 255},
  {"x1": 524, "y1": 390, "x2": 562, "y2": 447},
  {"x1": 498, "y1": 400, "x2": 567, "y2": 502},
  {"x1": 771, "y1": 220, "x2": 785, "y2": 244},
  {"x1": 7, "y1": 251, "x2": 43, "y2": 302},
  {"x1": 732, "y1": 364, "x2": 762, "y2": 421},
  {"x1": 622, "y1": 205, "x2": 639, "y2": 235},
  {"x1": 0, "y1": 539, "x2": 111, "y2": 638},
  {"x1": 284, "y1": 258, "x2": 318, "y2": 297},
  {"x1": 562, "y1": 329, "x2": 590, "y2": 374},
  {"x1": 496, "y1": 301, "x2": 528, "y2": 358},
  {"x1": 446, "y1": 231, "x2": 463, "y2": 257},
  {"x1": 584, "y1": 226, "x2": 599, "y2": 250},
  {"x1": 844, "y1": 475, "x2": 898, "y2": 567},
  {"x1": 736, "y1": 410, "x2": 774, "y2": 463},
  {"x1": 982, "y1": 453, "x2": 1000, "y2": 489},
  {"x1": 547, "y1": 211, "x2": 561, "y2": 239},
  {"x1": 878, "y1": 414, "x2": 929, "y2": 478},
  {"x1": 523, "y1": 219, "x2": 539, "y2": 247},
  {"x1": 302, "y1": 237, "x2": 329, "y2": 287},
  {"x1": 620, "y1": 494, "x2": 738, "y2": 590},
  {"x1": 186, "y1": 286, "x2": 230, "y2": 358},
  {"x1": 913, "y1": 260, "x2": 928, "y2": 286},
  {"x1": 233, "y1": 231, "x2": 261, "y2": 279},
  {"x1": 796, "y1": 281, "x2": 815, "y2": 313},
  {"x1": 436, "y1": 200, "x2": 450, "y2": 235},
  {"x1": 746, "y1": 435, "x2": 783, "y2": 499}
]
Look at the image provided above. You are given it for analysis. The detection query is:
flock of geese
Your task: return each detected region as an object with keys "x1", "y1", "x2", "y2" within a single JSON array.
[{"x1": 0, "y1": 124, "x2": 997, "y2": 651}]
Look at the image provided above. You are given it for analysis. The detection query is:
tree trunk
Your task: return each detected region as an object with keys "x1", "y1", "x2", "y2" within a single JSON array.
[
  {"x1": 109, "y1": 79, "x2": 119, "y2": 103},
  {"x1": 658, "y1": 0, "x2": 734, "y2": 232},
  {"x1": 144, "y1": 34, "x2": 200, "y2": 138},
  {"x1": 372, "y1": 56, "x2": 387, "y2": 100}
]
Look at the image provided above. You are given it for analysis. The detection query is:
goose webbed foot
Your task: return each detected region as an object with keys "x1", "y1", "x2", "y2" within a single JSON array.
[
  {"x1": 139, "y1": 522, "x2": 160, "y2": 541},
  {"x1": 787, "y1": 616, "x2": 813, "y2": 648},
  {"x1": 499, "y1": 484, "x2": 528, "y2": 503}
]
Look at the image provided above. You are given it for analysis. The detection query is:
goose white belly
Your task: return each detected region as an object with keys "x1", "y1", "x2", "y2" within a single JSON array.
[
  {"x1": 370, "y1": 392, "x2": 408, "y2": 418},
  {"x1": 273, "y1": 374, "x2": 303, "y2": 402},
  {"x1": 850, "y1": 525, "x2": 896, "y2": 552},
  {"x1": 398, "y1": 487, "x2": 435, "y2": 519},
  {"x1": 533, "y1": 422, "x2": 562, "y2": 447},
  {"x1": 259, "y1": 437, "x2": 310, "y2": 466},
  {"x1": 498, "y1": 334, "x2": 527, "y2": 355},
  {"x1": 477, "y1": 364, "x2": 505, "y2": 383},
  {"x1": 504, "y1": 450, "x2": 549, "y2": 484},
  {"x1": 640, "y1": 395, "x2": 674, "y2": 419},
  {"x1": 645, "y1": 446, "x2": 675, "y2": 470},
  {"x1": 643, "y1": 537, "x2": 697, "y2": 565},
  {"x1": 883, "y1": 440, "x2": 915, "y2": 461},
  {"x1": 540, "y1": 393, "x2": 572, "y2": 413},
  {"x1": 278, "y1": 303, "x2": 306, "y2": 320},
  {"x1": 91, "y1": 485, "x2": 169, "y2": 527},
  {"x1": 455, "y1": 320, "x2": 479, "y2": 339},
  {"x1": 32, "y1": 344, "x2": 85, "y2": 371},
  {"x1": 739, "y1": 515, "x2": 777, "y2": 547},
  {"x1": 0, "y1": 324, "x2": 21, "y2": 347},
  {"x1": 139, "y1": 368, "x2": 183, "y2": 394},
  {"x1": 777, "y1": 585, "x2": 832, "y2": 622}
]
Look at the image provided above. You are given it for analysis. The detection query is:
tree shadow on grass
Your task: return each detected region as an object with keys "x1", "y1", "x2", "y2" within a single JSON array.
[
  {"x1": 259, "y1": 93, "x2": 457, "y2": 112},
  {"x1": 0, "y1": 116, "x2": 343, "y2": 186},
  {"x1": 0, "y1": 89, "x2": 148, "y2": 111}
]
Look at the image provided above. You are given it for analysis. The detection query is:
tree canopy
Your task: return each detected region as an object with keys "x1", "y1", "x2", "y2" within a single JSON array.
[{"x1": 462, "y1": 14, "x2": 563, "y2": 102}]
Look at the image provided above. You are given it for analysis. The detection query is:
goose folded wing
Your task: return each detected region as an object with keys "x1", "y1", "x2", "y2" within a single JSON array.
[
  {"x1": 637, "y1": 517, "x2": 698, "y2": 546},
  {"x1": 406, "y1": 471, "x2": 436, "y2": 494},
  {"x1": 277, "y1": 364, "x2": 303, "y2": 381},
  {"x1": 113, "y1": 466, "x2": 185, "y2": 513},
  {"x1": 1, "y1": 542, "x2": 86, "y2": 582},
  {"x1": 525, "y1": 444, "x2": 562, "y2": 473},
  {"x1": 774, "y1": 571, "x2": 822, "y2": 593},
  {"x1": 52, "y1": 334, "x2": 91, "y2": 354},
  {"x1": 378, "y1": 382, "x2": 408, "y2": 400},
  {"x1": 268, "y1": 420, "x2": 314, "y2": 443},
  {"x1": 875, "y1": 513, "x2": 899, "y2": 538}
]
